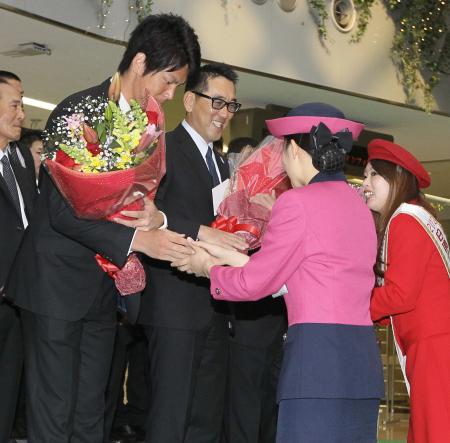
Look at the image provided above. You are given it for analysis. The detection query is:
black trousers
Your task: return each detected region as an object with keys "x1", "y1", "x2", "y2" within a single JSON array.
[
  {"x1": 143, "y1": 311, "x2": 229, "y2": 443},
  {"x1": 0, "y1": 301, "x2": 23, "y2": 443},
  {"x1": 223, "y1": 339, "x2": 284, "y2": 443},
  {"x1": 104, "y1": 317, "x2": 150, "y2": 440},
  {"x1": 223, "y1": 298, "x2": 286, "y2": 443},
  {"x1": 21, "y1": 287, "x2": 116, "y2": 443}
]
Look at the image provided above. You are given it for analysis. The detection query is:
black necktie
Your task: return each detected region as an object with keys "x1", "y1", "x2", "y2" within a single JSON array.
[
  {"x1": 1, "y1": 155, "x2": 21, "y2": 214},
  {"x1": 205, "y1": 146, "x2": 220, "y2": 188}
]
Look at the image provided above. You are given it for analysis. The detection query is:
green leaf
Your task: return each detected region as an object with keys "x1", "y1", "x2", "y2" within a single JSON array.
[{"x1": 97, "y1": 122, "x2": 106, "y2": 143}]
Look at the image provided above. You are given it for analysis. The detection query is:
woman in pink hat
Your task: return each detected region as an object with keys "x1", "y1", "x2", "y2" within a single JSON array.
[
  {"x1": 173, "y1": 103, "x2": 384, "y2": 442},
  {"x1": 363, "y1": 139, "x2": 450, "y2": 443}
]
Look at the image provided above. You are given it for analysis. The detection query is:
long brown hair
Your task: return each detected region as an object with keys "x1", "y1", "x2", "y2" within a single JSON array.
[{"x1": 371, "y1": 159, "x2": 436, "y2": 275}]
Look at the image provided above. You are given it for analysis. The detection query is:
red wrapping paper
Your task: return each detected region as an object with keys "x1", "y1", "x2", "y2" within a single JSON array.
[
  {"x1": 215, "y1": 137, "x2": 291, "y2": 250},
  {"x1": 45, "y1": 96, "x2": 165, "y2": 295}
]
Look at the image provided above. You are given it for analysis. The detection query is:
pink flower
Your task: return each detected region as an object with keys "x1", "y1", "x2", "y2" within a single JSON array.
[
  {"x1": 64, "y1": 114, "x2": 83, "y2": 131},
  {"x1": 133, "y1": 124, "x2": 162, "y2": 154},
  {"x1": 145, "y1": 123, "x2": 161, "y2": 141}
]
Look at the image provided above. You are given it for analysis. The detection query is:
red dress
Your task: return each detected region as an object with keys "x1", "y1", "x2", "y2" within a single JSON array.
[{"x1": 370, "y1": 211, "x2": 450, "y2": 443}]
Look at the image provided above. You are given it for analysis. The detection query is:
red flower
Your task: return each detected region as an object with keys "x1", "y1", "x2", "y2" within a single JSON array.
[
  {"x1": 83, "y1": 123, "x2": 99, "y2": 144},
  {"x1": 86, "y1": 142, "x2": 101, "y2": 156},
  {"x1": 146, "y1": 110, "x2": 159, "y2": 126},
  {"x1": 55, "y1": 149, "x2": 77, "y2": 168}
]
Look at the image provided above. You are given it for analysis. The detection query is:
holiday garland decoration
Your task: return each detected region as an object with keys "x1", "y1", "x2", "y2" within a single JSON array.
[
  {"x1": 98, "y1": 0, "x2": 153, "y2": 28},
  {"x1": 308, "y1": 0, "x2": 450, "y2": 111}
]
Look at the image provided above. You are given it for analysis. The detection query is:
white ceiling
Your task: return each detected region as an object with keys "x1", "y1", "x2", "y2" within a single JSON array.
[{"x1": 1, "y1": 6, "x2": 449, "y2": 199}]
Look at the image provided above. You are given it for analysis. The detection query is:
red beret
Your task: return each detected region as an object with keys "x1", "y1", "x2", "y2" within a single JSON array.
[{"x1": 367, "y1": 139, "x2": 431, "y2": 189}]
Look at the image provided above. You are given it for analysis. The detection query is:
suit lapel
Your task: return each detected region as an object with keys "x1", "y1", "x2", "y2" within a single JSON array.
[
  {"x1": 174, "y1": 125, "x2": 214, "y2": 189},
  {"x1": 0, "y1": 173, "x2": 16, "y2": 209},
  {"x1": 214, "y1": 151, "x2": 229, "y2": 182}
]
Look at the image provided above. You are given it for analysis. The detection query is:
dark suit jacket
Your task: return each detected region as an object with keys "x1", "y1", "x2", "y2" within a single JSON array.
[
  {"x1": 138, "y1": 123, "x2": 229, "y2": 330},
  {"x1": 0, "y1": 143, "x2": 37, "y2": 291},
  {"x1": 7, "y1": 79, "x2": 135, "y2": 321}
]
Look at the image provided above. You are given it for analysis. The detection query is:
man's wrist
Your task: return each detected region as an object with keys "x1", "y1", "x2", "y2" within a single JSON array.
[{"x1": 127, "y1": 229, "x2": 138, "y2": 255}]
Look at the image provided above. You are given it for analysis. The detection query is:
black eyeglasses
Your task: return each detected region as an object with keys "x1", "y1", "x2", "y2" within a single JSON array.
[{"x1": 193, "y1": 91, "x2": 241, "y2": 113}]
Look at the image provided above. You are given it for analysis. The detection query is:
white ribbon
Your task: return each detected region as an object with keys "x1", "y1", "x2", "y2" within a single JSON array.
[{"x1": 380, "y1": 203, "x2": 450, "y2": 396}]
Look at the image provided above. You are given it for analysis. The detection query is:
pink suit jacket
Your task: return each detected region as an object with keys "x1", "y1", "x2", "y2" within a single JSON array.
[{"x1": 211, "y1": 181, "x2": 377, "y2": 327}]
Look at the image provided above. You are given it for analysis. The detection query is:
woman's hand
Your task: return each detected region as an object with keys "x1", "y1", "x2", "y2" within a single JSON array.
[
  {"x1": 193, "y1": 240, "x2": 249, "y2": 267},
  {"x1": 171, "y1": 243, "x2": 214, "y2": 277}
]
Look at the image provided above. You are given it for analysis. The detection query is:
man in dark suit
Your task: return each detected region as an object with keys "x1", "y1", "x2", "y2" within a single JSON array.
[
  {"x1": 0, "y1": 74, "x2": 37, "y2": 443},
  {"x1": 223, "y1": 138, "x2": 288, "y2": 443},
  {"x1": 224, "y1": 297, "x2": 286, "y2": 443},
  {"x1": 138, "y1": 63, "x2": 247, "y2": 442},
  {"x1": 7, "y1": 14, "x2": 200, "y2": 443},
  {"x1": 0, "y1": 71, "x2": 37, "y2": 191}
]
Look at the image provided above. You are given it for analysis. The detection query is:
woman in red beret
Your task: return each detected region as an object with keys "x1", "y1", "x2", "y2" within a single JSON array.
[{"x1": 363, "y1": 139, "x2": 450, "y2": 443}]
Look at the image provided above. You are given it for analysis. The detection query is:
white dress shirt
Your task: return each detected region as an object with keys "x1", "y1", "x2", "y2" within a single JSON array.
[{"x1": 181, "y1": 120, "x2": 222, "y2": 183}]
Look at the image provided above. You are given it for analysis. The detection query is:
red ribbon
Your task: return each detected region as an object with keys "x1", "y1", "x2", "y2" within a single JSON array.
[
  {"x1": 95, "y1": 254, "x2": 119, "y2": 279},
  {"x1": 211, "y1": 215, "x2": 260, "y2": 238}
]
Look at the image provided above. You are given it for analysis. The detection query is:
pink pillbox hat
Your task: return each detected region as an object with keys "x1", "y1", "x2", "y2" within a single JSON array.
[{"x1": 266, "y1": 102, "x2": 364, "y2": 140}]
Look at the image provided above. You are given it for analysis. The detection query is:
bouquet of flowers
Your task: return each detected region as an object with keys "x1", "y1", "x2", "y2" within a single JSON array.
[
  {"x1": 43, "y1": 93, "x2": 166, "y2": 295},
  {"x1": 213, "y1": 136, "x2": 291, "y2": 250}
]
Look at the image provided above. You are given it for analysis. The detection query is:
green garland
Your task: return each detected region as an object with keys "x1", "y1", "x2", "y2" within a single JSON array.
[
  {"x1": 99, "y1": 0, "x2": 153, "y2": 25},
  {"x1": 308, "y1": 0, "x2": 450, "y2": 110},
  {"x1": 350, "y1": 0, "x2": 376, "y2": 43},
  {"x1": 134, "y1": 0, "x2": 153, "y2": 22},
  {"x1": 308, "y1": 0, "x2": 330, "y2": 40}
]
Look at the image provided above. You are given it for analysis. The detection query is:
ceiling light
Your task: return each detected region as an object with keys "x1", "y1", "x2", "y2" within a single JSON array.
[
  {"x1": 1, "y1": 42, "x2": 51, "y2": 57},
  {"x1": 23, "y1": 96, "x2": 56, "y2": 111}
]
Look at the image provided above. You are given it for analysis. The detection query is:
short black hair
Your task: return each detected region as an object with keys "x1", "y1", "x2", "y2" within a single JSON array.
[
  {"x1": 228, "y1": 137, "x2": 258, "y2": 154},
  {"x1": 118, "y1": 14, "x2": 200, "y2": 79},
  {"x1": 0, "y1": 77, "x2": 16, "y2": 98},
  {"x1": 185, "y1": 63, "x2": 238, "y2": 92},
  {"x1": 20, "y1": 130, "x2": 43, "y2": 149},
  {"x1": 0, "y1": 71, "x2": 21, "y2": 82},
  {"x1": 285, "y1": 132, "x2": 312, "y2": 153}
]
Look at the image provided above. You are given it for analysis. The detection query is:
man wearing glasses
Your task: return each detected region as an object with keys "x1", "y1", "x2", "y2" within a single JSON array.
[{"x1": 138, "y1": 63, "x2": 246, "y2": 442}]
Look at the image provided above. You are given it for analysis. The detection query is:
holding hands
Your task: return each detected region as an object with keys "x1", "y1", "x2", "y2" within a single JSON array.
[
  {"x1": 120, "y1": 198, "x2": 250, "y2": 270},
  {"x1": 132, "y1": 229, "x2": 193, "y2": 262},
  {"x1": 171, "y1": 239, "x2": 249, "y2": 278}
]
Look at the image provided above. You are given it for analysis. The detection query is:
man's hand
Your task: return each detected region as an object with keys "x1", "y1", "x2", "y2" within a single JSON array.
[
  {"x1": 113, "y1": 198, "x2": 164, "y2": 231},
  {"x1": 131, "y1": 229, "x2": 193, "y2": 261},
  {"x1": 171, "y1": 242, "x2": 214, "y2": 278},
  {"x1": 250, "y1": 190, "x2": 276, "y2": 211},
  {"x1": 197, "y1": 225, "x2": 248, "y2": 251}
]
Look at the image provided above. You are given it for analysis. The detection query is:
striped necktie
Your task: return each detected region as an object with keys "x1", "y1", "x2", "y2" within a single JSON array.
[{"x1": 1, "y1": 154, "x2": 21, "y2": 214}]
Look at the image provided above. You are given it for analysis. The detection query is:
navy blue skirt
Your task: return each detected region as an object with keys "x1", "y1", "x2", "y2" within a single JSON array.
[{"x1": 276, "y1": 398, "x2": 379, "y2": 443}]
